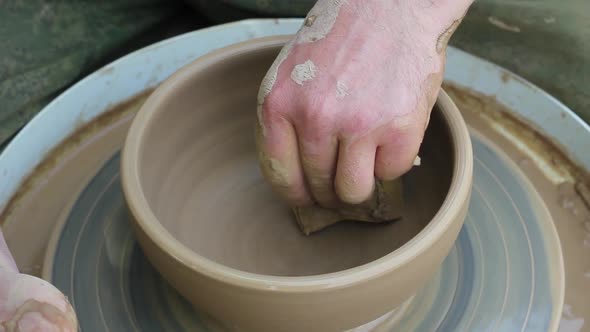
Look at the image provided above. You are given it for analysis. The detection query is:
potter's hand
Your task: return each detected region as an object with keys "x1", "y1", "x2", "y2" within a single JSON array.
[
  {"x1": 256, "y1": 0, "x2": 472, "y2": 207},
  {"x1": 0, "y1": 231, "x2": 78, "y2": 331}
]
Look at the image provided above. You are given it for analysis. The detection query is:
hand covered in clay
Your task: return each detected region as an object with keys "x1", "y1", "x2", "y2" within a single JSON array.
[
  {"x1": 0, "y1": 231, "x2": 77, "y2": 331},
  {"x1": 256, "y1": 0, "x2": 472, "y2": 207}
]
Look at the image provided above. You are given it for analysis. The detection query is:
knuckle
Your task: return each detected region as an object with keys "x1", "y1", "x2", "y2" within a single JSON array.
[
  {"x1": 299, "y1": 99, "x2": 331, "y2": 127},
  {"x1": 297, "y1": 106, "x2": 335, "y2": 143},
  {"x1": 382, "y1": 115, "x2": 424, "y2": 145},
  {"x1": 263, "y1": 90, "x2": 287, "y2": 112},
  {"x1": 337, "y1": 107, "x2": 381, "y2": 139},
  {"x1": 258, "y1": 93, "x2": 293, "y2": 131},
  {"x1": 260, "y1": 93, "x2": 285, "y2": 119}
]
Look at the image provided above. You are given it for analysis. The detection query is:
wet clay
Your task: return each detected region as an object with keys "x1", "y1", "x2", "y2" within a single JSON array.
[
  {"x1": 445, "y1": 83, "x2": 588, "y2": 184},
  {"x1": 444, "y1": 82, "x2": 590, "y2": 324},
  {"x1": 294, "y1": 153, "x2": 422, "y2": 235},
  {"x1": 121, "y1": 38, "x2": 472, "y2": 332},
  {"x1": 290, "y1": 60, "x2": 317, "y2": 85},
  {"x1": 133, "y1": 45, "x2": 454, "y2": 277},
  {"x1": 6, "y1": 43, "x2": 586, "y2": 330},
  {"x1": 257, "y1": 0, "x2": 345, "y2": 109},
  {"x1": 336, "y1": 80, "x2": 349, "y2": 98},
  {"x1": 0, "y1": 91, "x2": 151, "y2": 276},
  {"x1": 3, "y1": 38, "x2": 588, "y2": 329},
  {"x1": 436, "y1": 9, "x2": 468, "y2": 54},
  {"x1": 294, "y1": 179, "x2": 405, "y2": 235}
]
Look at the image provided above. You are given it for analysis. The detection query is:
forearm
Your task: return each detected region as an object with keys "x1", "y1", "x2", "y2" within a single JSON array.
[
  {"x1": 411, "y1": 0, "x2": 475, "y2": 23},
  {"x1": 305, "y1": 0, "x2": 473, "y2": 50},
  {"x1": 408, "y1": 0, "x2": 474, "y2": 50},
  {"x1": 337, "y1": 0, "x2": 473, "y2": 24}
]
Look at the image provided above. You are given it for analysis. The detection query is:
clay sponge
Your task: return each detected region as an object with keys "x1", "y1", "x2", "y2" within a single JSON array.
[{"x1": 293, "y1": 178, "x2": 405, "y2": 235}]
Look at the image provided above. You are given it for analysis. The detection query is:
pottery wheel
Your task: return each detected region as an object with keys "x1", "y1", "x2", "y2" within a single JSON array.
[
  {"x1": 0, "y1": 19, "x2": 588, "y2": 332},
  {"x1": 43, "y1": 130, "x2": 562, "y2": 331}
]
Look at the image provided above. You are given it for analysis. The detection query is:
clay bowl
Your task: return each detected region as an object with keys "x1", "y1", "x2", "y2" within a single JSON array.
[{"x1": 121, "y1": 36, "x2": 473, "y2": 332}]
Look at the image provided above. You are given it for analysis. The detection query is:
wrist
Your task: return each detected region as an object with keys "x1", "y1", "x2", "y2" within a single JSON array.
[
  {"x1": 386, "y1": 0, "x2": 474, "y2": 55},
  {"x1": 299, "y1": 0, "x2": 472, "y2": 55},
  {"x1": 332, "y1": 0, "x2": 473, "y2": 36}
]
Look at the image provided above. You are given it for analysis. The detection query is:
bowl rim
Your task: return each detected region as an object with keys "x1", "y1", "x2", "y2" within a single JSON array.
[{"x1": 121, "y1": 35, "x2": 474, "y2": 292}]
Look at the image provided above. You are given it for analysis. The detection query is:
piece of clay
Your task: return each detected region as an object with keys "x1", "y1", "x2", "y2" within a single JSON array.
[
  {"x1": 293, "y1": 155, "x2": 421, "y2": 235},
  {"x1": 293, "y1": 178, "x2": 405, "y2": 235}
]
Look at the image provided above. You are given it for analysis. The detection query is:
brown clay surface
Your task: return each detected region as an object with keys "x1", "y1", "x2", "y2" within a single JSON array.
[
  {"x1": 133, "y1": 44, "x2": 454, "y2": 276},
  {"x1": 444, "y1": 82, "x2": 590, "y2": 325},
  {"x1": 0, "y1": 90, "x2": 152, "y2": 276},
  {"x1": 0, "y1": 67, "x2": 587, "y2": 327},
  {"x1": 293, "y1": 178, "x2": 405, "y2": 236}
]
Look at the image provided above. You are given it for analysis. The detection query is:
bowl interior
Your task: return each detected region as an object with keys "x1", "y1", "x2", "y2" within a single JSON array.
[{"x1": 136, "y1": 44, "x2": 454, "y2": 277}]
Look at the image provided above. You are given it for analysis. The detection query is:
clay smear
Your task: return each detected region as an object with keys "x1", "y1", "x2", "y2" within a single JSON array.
[
  {"x1": 257, "y1": 39, "x2": 295, "y2": 107},
  {"x1": 263, "y1": 156, "x2": 292, "y2": 189},
  {"x1": 436, "y1": 19, "x2": 461, "y2": 53},
  {"x1": 256, "y1": 39, "x2": 295, "y2": 136},
  {"x1": 257, "y1": 0, "x2": 346, "y2": 109},
  {"x1": 297, "y1": 0, "x2": 347, "y2": 44},
  {"x1": 291, "y1": 60, "x2": 317, "y2": 86},
  {"x1": 436, "y1": 8, "x2": 469, "y2": 54},
  {"x1": 336, "y1": 80, "x2": 349, "y2": 98}
]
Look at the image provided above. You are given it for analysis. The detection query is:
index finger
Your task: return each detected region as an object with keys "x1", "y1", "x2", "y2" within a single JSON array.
[{"x1": 255, "y1": 115, "x2": 312, "y2": 207}]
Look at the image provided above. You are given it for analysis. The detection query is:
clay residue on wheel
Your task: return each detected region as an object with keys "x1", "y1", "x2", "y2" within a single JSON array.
[
  {"x1": 0, "y1": 90, "x2": 153, "y2": 225},
  {"x1": 444, "y1": 82, "x2": 590, "y2": 324},
  {"x1": 444, "y1": 82, "x2": 589, "y2": 186}
]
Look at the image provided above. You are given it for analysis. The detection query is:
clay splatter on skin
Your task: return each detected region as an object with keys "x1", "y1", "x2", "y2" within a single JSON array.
[
  {"x1": 336, "y1": 80, "x2": 349, "y2": 98},
  {"x1": 264, "y1": 158, "x2": 292, "y2": 189},
  {"x1": 257, "y1": 39, "x2": 295, "y2": 107},
  {"x1": 436, "y1": 11, "x2": 468, "y2": 54},
  {"x1": 297, "y1": 0, "x2": 347, "y2": 44},
  {"x1": 291, "y1": 60, "x2": 317, "y2": 86},
  {"x1": 436, "y1": 19, "x2": 461, "y2": 53},
  {"x1": 254, "y1": 124, "x2": 295, "y2": 196},
  {"x1": 256, "y1": 39, "x2": 295, "y2": 137},
  {"x1": 257, "y1": 0, "x2": 346, "y2": 111},
  {"x1": 304, "y1": 15, "x2": 317, "y2": 27},
  {"x1": 413, "y1": 156, "x2": 421, "y2": 166}
]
